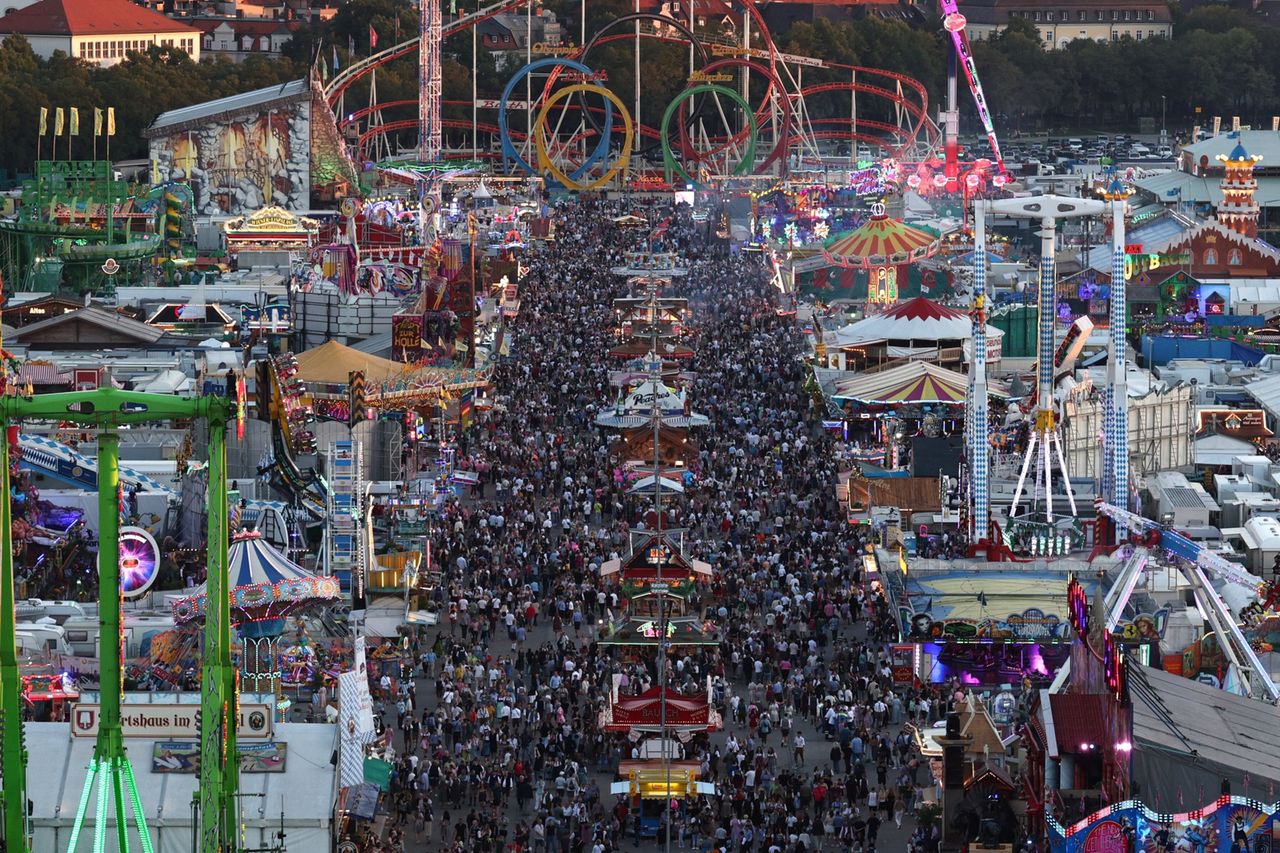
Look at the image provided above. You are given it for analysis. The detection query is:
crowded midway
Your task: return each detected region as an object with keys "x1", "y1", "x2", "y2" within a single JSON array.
[{"x1": 358, "y1": 201, "x2": 955, "y2": 853}]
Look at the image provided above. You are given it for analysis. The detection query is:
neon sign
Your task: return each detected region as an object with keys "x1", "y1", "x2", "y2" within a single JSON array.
[{"x1": 638, "y1": 621, "x2": 676, "y2": 639}]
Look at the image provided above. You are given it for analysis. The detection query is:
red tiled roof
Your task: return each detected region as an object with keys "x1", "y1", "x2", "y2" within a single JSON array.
[
  {"x1": 14, "y1": 363, "x2": 69, "y2": 386},
  {"x1": 1048, "y1": 693, "x2": 1109, "y2": 755},
  {"x1": 0, "y1": 0, "x2": 199, "y2": 36},
  {"x1": 877, "y1": 295, "x2": 967, "y2": 322}
]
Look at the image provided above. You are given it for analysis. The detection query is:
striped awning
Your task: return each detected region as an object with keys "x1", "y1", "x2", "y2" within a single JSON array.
[
  {"x1": 830, "y1": 361, "x2": 1004, "y2": 405},
  {"x1": 823, "y1": 215, "x2": 941, "y2": 269},
  {"x1": 172, "y1": 531, "x2": 340, "y2": 625}
]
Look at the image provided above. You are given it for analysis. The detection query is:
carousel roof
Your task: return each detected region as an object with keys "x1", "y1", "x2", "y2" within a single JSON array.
[
  {"x1": 172, "y1": 531, "x2": 340, "y2": 625},
  {"x1": 829, "y1": 296, "x2": 1005, "y2": 345},
  {"x1": 829, "y1": 361, "x2": 1006, "y2": 405},
  {"x1": 823, "y1": 215, "x2": 941, "y2": 269}
]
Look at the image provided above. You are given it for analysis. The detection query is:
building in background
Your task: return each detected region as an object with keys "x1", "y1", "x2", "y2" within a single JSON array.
[
  {"x1": 961, "y1": 0, "x2": 1172, "y2": 47},
  {"x1": 0, "y1": 0, "x2": 200, "y2": 65},
  {"x1": 194, "y1": 17, "x2": 302, "y2": 60}
]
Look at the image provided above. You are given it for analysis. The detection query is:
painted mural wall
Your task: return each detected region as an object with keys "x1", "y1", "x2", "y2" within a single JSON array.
[{"x1": 149, "y1": 97, "x2": 311, "y2": 216}]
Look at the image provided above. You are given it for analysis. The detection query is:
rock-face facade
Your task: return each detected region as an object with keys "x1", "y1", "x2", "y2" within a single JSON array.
[{"x1": 150, "y1": 97, "x2": 311, "y2": 216}]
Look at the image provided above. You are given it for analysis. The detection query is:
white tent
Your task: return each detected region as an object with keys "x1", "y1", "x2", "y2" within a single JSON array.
[
  {"x1": 627, "y1": 475, "x2": 685, "y2": 495},
  {"x1": 134, "y1": 369, "x2": 192, "y2": 395},
  {"x1": 26, "y1": 721, "x2": 337, "y2": 853},
  {"x1": 825, "y1": 295, "x2": 1004, "y2": 360}
]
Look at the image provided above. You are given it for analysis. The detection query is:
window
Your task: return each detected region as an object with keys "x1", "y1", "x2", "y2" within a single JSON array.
[
  {"x1": 1034, "y1": 10, "x2": 1041, "y2": 19},
  {"x1": 1147, "y1": 9, "x2": 1154, "y2": 19},
  {"x1": 1046, "y1": 10, "x2": 1054, "y2": 19},
  {"x1": 79, "y1": 42, "x2": 87, "y2": 57},
  {"x1": 1135, "y1": 29, "x2": 1142, "y2": 38},
  {"x1": 1148, "y1": 29, "x2": 1155, "y2": 37},
  {"x1": 1079, "y1": 10, "x2": 1086, "y2": 20},
  {"x1": 1095, "y1": 9, "x2": 1103, "y2": 19},
  {"x1": 1111, "y1": 30, "x2": 1118, "y2": 39},
  {"x1": 1124, "y1": 10, "x2": 1130, "y2": 20},
  {"x1": 1203, "y1": 249, "x2": 1218, "y2": 266},
  {"x1": 1229, "y1": 249, "x2": 1243, "y2": 266}
]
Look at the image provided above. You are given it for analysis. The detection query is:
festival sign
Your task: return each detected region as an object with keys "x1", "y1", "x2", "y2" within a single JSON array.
[
  {"x1": 152, "y1": 741, "x2": 287, "y2": 773},
  {"x1": 901, "y1": 608, "x2": 1070, "y2": 641},
  {"x1": 72, "y1": 702, "x2": 274, "y2": 739},
  {"x1": 391, "y1": 314, "x2": 424, "y2": 363},
  {"x1": 1197, "y1": 408, "x2": 1272, "y2": 439}
]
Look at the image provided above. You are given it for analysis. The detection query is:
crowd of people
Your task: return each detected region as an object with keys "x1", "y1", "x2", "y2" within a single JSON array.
[{"x1": 348, "y1": 200, "x2": 982, "y2": 853}]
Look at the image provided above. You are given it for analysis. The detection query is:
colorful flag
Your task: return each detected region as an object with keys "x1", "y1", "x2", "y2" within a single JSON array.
[
  {"x1": 332, "y1": 43, "x2": 340, "y2": 71},
  {"x1": 54, "y1": 107, "x2": 64, "y2": 136},
  {"x1": 69, "y1": 107, "x2": 79, "y2": 135},
  {"x1": 94, "y1": 107, "x2": 103, "y2": 136},
  {"x1": 107, "y1": 107, "x2": 116, "y2": 136},
  {"x1": 369, "y1": 23, "x2": 378, "y2": 50},
  {"x1": 38, "y1": 107, "x2": 47, "y2": 135}
]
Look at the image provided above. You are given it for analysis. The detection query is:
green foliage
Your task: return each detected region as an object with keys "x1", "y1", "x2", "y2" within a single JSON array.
[{"x1": 8, "y1": 0, "x2": 1280, "y2": 177}]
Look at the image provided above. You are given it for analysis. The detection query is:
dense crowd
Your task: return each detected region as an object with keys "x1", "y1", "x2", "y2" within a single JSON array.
[{"x1": 350, "y1": 200, "x2": 972, "y2": 853}]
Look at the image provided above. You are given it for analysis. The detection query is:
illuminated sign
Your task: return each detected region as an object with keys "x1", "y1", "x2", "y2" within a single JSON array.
[
  {"x1": 531, "y1": 42, "x2": 575, "y2": 55},
  {"x1": 688, "y1": 71, "x2": 733, "y2": 83},
  {"x1": 638, "y1": 621, "x2": 676, "y2": 639}
]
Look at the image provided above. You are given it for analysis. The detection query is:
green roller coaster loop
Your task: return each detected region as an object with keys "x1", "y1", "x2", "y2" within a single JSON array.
[
  {"x1": 660, "y1": 84, "x2": 758, "y2": 187},
  {"x1": 0, "y1": 389, "x2": 237, "y2": 853}
]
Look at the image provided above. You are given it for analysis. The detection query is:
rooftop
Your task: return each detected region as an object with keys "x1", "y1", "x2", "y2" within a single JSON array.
[
  {"x1": 1182, "y1": 131, "x2": 1280, "y2": 170},
  {"x1": 146, "y1": 79, "x2": 307, "y2": 134},
  {"x1": 0, "y1": 0, "x2": 199, "y2": 35}
]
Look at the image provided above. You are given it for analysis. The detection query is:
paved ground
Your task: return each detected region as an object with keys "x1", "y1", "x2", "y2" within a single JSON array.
[{"x1": 374, "y1": 590, "x2": 927, "y2": 852}]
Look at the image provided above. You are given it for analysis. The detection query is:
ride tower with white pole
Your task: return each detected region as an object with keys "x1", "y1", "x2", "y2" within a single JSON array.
[
  {"x1": 1100, "y1": 179, "x2": 1133, "y2": 526},
  {"x1": 982, "y1": 196, "x2": 1104, "y2": 528}
]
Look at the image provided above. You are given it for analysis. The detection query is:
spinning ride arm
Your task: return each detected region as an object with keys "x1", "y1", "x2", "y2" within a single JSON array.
[
  {"x1": 939, "y1": 0, "x2": 1006, "y2": 174},
  {"x1": 1096, "y1": 502, "x2": 1280, "y2": 702}
]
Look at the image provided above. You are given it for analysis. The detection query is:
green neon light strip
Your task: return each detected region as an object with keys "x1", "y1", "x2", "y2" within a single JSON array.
[
  {"x1": 660, "y1": 84, "x2": 758, "y2": 188},
  {"x1": 92, "y1": 763, "x2": 108, "y2": 853},
  {"x1": 123, "y1": 755, "x2": 155, "y2": 853},
  {"x1": 65, "y1": 758, "x2": 98, "y2": 853}
]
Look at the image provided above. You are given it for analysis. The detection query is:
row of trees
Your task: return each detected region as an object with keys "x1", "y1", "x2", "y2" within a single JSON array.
[{"x1": 1, "y1": 1, "x2": 1279, "y2": 178}]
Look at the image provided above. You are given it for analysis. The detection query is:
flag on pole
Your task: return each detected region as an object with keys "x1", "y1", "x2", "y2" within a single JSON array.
[
  {"x1": 347, "y1": 34, "x2": 354, "y2": 55},
  {"x1": 369, "y1": 23, "x2": 378, "y2": 50},
  {"x1": 38, "y1": 107, "x2": 47, "y2": 136},
  {"x1": 320, "y1": 54, "x2": 328, "y2": 81},
  {"x1": 107, "y1": 107, "x2": 116, "y2": 136},
  {"x1": 69, "y1": 107, "x2": 79, "y2": 136},
  {"x1": 332, "y1": 43, "x2": 340, "y2": 71},
  {"x1": 94, "y1": 107, "x2": 103, "y2": 136},
  {"x1": 54, "y1": 107, "x2": 64, "y2": 136}
]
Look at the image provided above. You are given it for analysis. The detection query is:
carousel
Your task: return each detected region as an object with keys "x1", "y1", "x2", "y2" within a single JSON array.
[
  {"x1": 822, "y1": 204, "x2": 942, "y2": 306},
  {"x1": 171, "y1": 530, "x2": 341, "y2": 701}
]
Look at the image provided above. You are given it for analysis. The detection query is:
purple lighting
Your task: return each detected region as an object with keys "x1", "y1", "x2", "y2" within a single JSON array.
[{"x1": 118, "y1": 526, "x2": 160, "y2": 599}]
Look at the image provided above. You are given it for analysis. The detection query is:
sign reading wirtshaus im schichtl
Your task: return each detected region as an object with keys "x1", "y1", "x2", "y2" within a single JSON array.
[{"x1": 71, "y1": 703, "x2": 274, "y2": 738}]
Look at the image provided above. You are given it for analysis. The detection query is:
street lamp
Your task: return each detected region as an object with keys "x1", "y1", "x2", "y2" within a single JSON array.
[{"x1": 1161, "y1": 95, "x2": 1166, "y2": 140}]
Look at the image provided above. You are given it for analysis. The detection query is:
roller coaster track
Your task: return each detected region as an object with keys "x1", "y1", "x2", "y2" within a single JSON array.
[{"x1": 327, "y1": 0, "x2": 939, "y2": 170}]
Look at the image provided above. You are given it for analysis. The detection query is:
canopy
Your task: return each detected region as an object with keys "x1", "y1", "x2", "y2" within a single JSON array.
[
  {"x1": 828, "y1": 296, "x2": 1005, "y2": 347},
  {"x1": 135, "y1": 369, "x2": 192, "y2": 395},
  {"x1": 830, "y1": 361, "x2": 1006, "y2": 405},
  {"x1": 823, "y1": 215, "x2": 941, "y2": 269},
  {"x1": 598, "y1": 686, "x2": 722, "y2": 731},
  {"x1": 628, "y1": 475, "x2": 685, "y2": 495},
  {"x1": 172, "y1": 531, "x2": 341, "y2": 626},
  {"x1": 295, "y1": 340, "x2": 410, "y2": 384}
]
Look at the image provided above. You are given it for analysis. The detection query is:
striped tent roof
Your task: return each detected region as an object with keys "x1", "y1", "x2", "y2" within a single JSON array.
[
  {"x1": 830, "y1": 361, "x2": 1004, "y2": 405},
  {"x1": 823, "y1": 215, "x2": 941, "y2": 269},
  {"x1": 172, "y1": 531, "x2": 340, "y2": 625}
]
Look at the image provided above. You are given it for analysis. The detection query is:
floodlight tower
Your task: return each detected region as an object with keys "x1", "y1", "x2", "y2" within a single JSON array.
[{"x1": 986, "y1": 195, "x2": 1106, "y2": 523}]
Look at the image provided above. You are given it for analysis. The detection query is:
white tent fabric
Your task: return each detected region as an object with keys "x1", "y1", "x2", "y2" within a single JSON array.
[
  {"x1": 628, "y1": 475, "x2": 685, "y2": 495},
  {"x1": 134, "y1": 369, "x2": 192, "y2": 395},
  {"x1": 26, "y1": 721, "x2": 336, "y2": 853},
  {"x1": 826, "y1": 298, "x2": 1005, "y2": 348}
]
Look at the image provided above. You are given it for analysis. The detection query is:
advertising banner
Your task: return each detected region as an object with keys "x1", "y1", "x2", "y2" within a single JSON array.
[{"x1": 72, "y1": 702, "x2": 273, "y2": 739}]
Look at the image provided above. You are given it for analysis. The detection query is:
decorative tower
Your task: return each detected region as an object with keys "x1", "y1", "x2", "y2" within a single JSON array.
[{"x1": 1216, "y1": 139, "x2": 1262, "y2": 239}]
